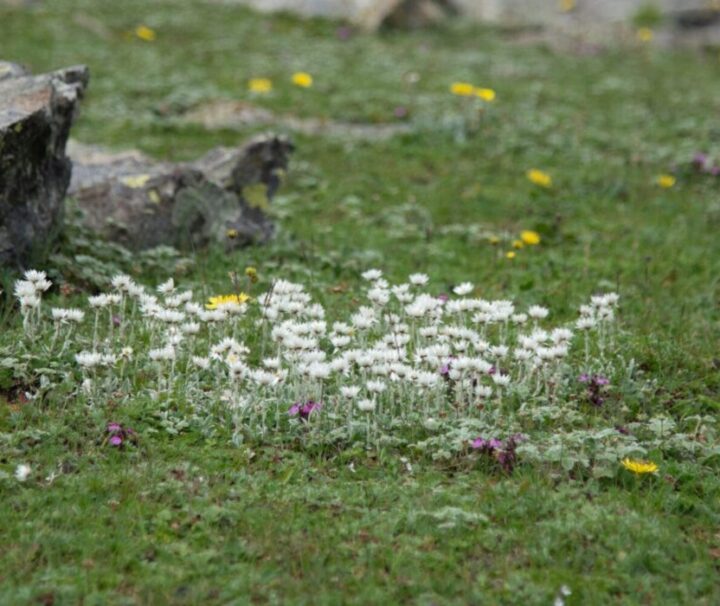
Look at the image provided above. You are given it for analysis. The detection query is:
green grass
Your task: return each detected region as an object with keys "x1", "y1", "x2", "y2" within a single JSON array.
[{"x1": 2, "y1": 1, "x2": 720, "y2": 603}]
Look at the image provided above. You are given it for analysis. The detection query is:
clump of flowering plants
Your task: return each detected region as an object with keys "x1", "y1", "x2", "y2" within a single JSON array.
[{"x1": 10, "y1": 268, "x2": 716, "y2": 476}]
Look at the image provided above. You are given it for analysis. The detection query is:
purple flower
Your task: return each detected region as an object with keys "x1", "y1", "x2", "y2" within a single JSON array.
[
  {"x1": 105, "y1": 422, "x2": 136, "y2": 449},
  {"x1": 472, "y1": 434, "x2": 525, "y2": 472},
  {"x1": 437, "y1": 294, "x2": 449, "y2": 303},
  {"x1": 336, "y1": 26, "x2": 352, "y2": 41},
  {"x1": 471, "y1": 437, "x2": 489, "y2": 450},
  {"x1": 579, "y1": 373, "x2": 590, "y2": 383},
  {"x1": 289, "y1": 400, "x2": 322, "y2": 421},
  {"x1": 710, "y1": 165, "x2": 720, "y2": 177},
  {"x1": 692, "y1": 153, "x2": 709, "y2": 170},
  {"x1": 393, "y1": 106, "x2": 409, "y2": 119},
  {"x1": 112, "y1": 315, "x2": 122, "y2": 327},
  {"x1": 594, "y1": 376, "x2": 610, "y2": 386}
]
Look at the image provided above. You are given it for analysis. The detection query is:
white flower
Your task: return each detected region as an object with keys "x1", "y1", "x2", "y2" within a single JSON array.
[
  {"x1": 307, "y1": 362, "x2": 331, "y2": 380},
  {"x1": 111, "y1": 274, "x2": 135, "y2": 292},
  {"x1": 453, "y1": 282, "x2": 474, "y2": 296},
  {"x1": 192, "y1": 356, "x2": 211, "y2": 370},
  {"x1": 576, "y1": 317, "x2": 595, "y2": 330},
  {"x1": 511, "y1": 313, "x2": 528, "y2": 325},
  {"x1": 23, "y1": 270, "x2": 47, "y2": 283},
  {"x1": 475, "y1": 384, "x2": 493, "y2": 398},
  {"x1": 149, "y1": 346, "x2": 175, "y2": 362},
  {"x1": 157, "y1": 278, "x2": 175, "y2": 294},
  {"x1": 76, "y1": 351, "x2": 102, "y2": 368},
  {"x1": 14, "y1": 280, "x2": 36, "y2": 298},
  {"x1": 408, "y1": 273, "x2": 429, "y2": 286},
  {"x1": 361, "y1": 269, "x2": 383, "y2": 282},
  {"x1": 366, "y1": 380, "x2": 386, "y2": 394},
  {"x1": 180, "y1": 322, "x2": 200, "y2": 335},
  {"x1": 492, "y1": 373, "x2": 511, "y2": 387},
  {"x1": 357, "y1": 399, "x2": 376, "y2": 412},
  {"x1": 15, "y1": 463, "x2": 31, "y2": 482},
  {"x1": 88, "y1": 294, "x2": 110, "y2": 308},
  {"x1": 340, "y1": 386, "x2": 361, "y2": 398},
  {"x1": 528, "y1": 305, "x2": 549, "y2": 320},
  {"x1": 367, "y1": 287, "x2": 390, "y2": 306}
]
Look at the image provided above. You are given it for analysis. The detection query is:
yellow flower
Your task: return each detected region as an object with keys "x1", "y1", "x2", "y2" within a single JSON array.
[
  {"x1": 245, "y1": 266, "x2": 258, "y2": 283},
  {"x1": 226, "y1": 228, "x2": 239, "y2": 239},
  {"x1": 248, "y1": 78, "x2": 272, "y2": 93},
  {"x1": 559, "y1": 0, "x2": 576, "y2": 12},
  {"x1": 488, "y1": 235, "x2": 500, "y2": 245},
  {"x1": 450, "y1": 82, "x2": 475, "y2": 97},
  {"x1": 527, "y1": 169, "x2": 552, "y2": 188},
  {"x1": 205, "y1": 293, "x2": 251, "y2": 310},
  {"x1": 292, "y1": 72, "x2": 313, "y2": 88},
  {"x1": 657, "y1": 174, "x2": 676, "y2": 189},
  {"x1": 621, "y1": 458, "x2": 659, "y2": 475},
  {"x1": 135, "y1": 25, "x2": 157, "y2": 42},
  {"x1": 506, "y1": 251, "x2": 516, "y2": 260},
  {"x1": 475, "y1": 88, "x2": 496, "y2": 102},
  {"x1": 520, "y1": 230, "x2": 541, "y2": 245},
  {"x1": 512, "y1": 239, "x2": 525, "y2": 250},
  {"x1": 637, "y1": 28, "x2": 654, "y2": 43}
]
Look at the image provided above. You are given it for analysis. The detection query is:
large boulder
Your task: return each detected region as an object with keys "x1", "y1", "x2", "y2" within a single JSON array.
[
  {"x1": 0, "y1": 62, "x2": 88, "y2": 268},
  {"x1": 67, "y1": 134, "x2": 294, "y2": 251}
]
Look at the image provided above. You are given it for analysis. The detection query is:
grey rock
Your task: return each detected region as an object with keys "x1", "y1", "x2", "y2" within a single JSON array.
[
  {"x1": 0, "y1": 64, "x2": 89, "y2": 268},
  {"x1": 68, "y1": 134, "x2": 293, "y2": 251}
]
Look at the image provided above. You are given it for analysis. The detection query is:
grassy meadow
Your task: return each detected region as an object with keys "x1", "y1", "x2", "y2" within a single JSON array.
[{"x1": 1, "y1": 1, "x2": 720, "y2": 604}]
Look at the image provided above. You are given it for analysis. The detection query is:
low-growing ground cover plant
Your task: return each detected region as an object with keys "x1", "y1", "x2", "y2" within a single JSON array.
[{"x1": 11, "y1": 268, "x2": 713, "y2": 483}]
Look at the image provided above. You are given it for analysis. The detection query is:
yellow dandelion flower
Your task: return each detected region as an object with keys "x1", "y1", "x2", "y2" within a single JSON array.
[
  {"x1": 475, "y1": 87, "x2": 496, "y2": 102},
  {"x1": 205, "y1": 293, "x2": 251, "y2": 310},
  {"x1": 488, "y1": 235, "x2": 500, "y2": 245},
  {"x1": 226, "y1": 228, "x2": 239, "y2": 239},
  {"x1": 248, "y1": 78, "x2": 272, "y2": 93},
  {"x1": 292, "y1": 72, "x2": 313, "y2": 88},
  {"x1": 637, "y1": 28, "x2": 654, "y2": 43},
  {"x1": 527, "y1": 169, "x2": 552, "y2": 188},
  {"x1": 512, "y1": 239, "x2": 525, "y2": 250},
  {"x1": 450, "y1": 82, "x2": 475, "y2": 97},
  {"x1": 559, "y1": 0, "x2": 575, "y2": 12},
  {"x1": 621, "y1": 458, "x2": 659, "y2": 475},
  {"x1": 520, "y1": 230, "x2": 541, "y2": 245},
  {"x1": 506, "y1": 251, "x2": 516, "y2": 260},
  {"x1": 657, "y1": 174, "x2": 676, "y2": 189},
  {"x1": 135, "y1": 25, "x2": 157, "y2": 42},
  {"x1": 120, "y1": 174, "x2": 151, "y2": 189},
  {"x1": 245, "y1": 266, "x2": 258, "y2": 283}
]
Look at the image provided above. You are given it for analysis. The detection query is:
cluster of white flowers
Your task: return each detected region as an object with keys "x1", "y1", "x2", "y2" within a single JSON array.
[{"x1": 14, "y1": 268, "x2": 620, "y2": 438}]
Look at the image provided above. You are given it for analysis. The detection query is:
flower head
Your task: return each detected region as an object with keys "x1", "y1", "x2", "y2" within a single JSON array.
[
  {"x1": 15, "y1": 463, "x2": 31, "y2": 482},
  {"x1": 520, "y1": 230, "x2": 541, "y2": 245},
  {"x1": 289, "y1": 400, "x2": 321, "y2": 421},
  {"x1": 135, "y1": 25, "x2": 156, "y2": 42},
  {"x1": 205, "y1": 293, "x2": 250, "y2": 310},
  {"x1": 657, "y1": 174, "x2": 676, "y2": 189},
  {"x1": 292, "y1": 72, "x2": 313, "y2": 88},
  {"x1": 450, "y1": 82, "x2": 475, "y2": 96},
  {"x1": 248, "y1": 78, "x2": 272, "y2": 93},
  {"x1": 621, "y1": 458, "x2": 658, "y2": 475},
  {"x1": 475, "y1": 87, "x2": 496, "y2": 102},
  {"x1": 527, "y1": 169, "x2": 552, "y2": 188},
  {"x1": 637, "y1": 28, "x2": 653, "y2": 43}
]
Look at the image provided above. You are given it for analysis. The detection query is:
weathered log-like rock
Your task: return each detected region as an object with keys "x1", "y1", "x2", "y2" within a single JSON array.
[
  {"x1": 0, "y1": 63, "x2": 88, "y2": 268},
  {"x1": 67, "y1": 134, "x2": 293, "y2": 251}
]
